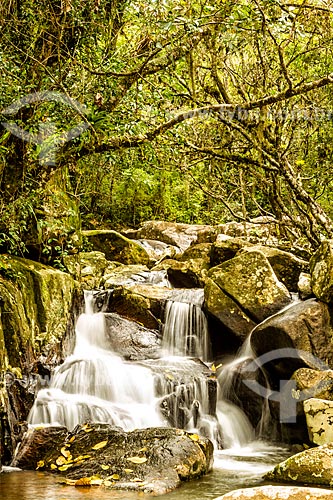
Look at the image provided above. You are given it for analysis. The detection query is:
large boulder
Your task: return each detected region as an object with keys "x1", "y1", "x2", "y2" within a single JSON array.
[
  {"x1": 133, "y1": 221, "x2": 217, "y2": 251},
  {"x1": 0, "y1": 254, "x2": 75, "y2": 464},
  {"x1": 214, "y1": 485, "x2": 333, "y2": 500},
  {"x1": 204, "y1": 278, "x2": 256, "y2": 342},
  {"x1": 251, "y1": 299, "x2": 333, "y2": 380},
  {"x1": 238, "y1": 246, "x2": 308, "y2": 292},
  {"x1": 82, "y1": 230, "x2": 150, "y2": 266},
  {"x1": 104, "y1": 313, "x2": 160, "y2": 360},
  {"x1": 12, "y1": 424, "x2": 214, "y2": 495},
  {"x1": 292, "y1": 368, "x2": 333, "y2": 401},
  {"x1": 303, "y1": 398, "x2": 333, "y2": 446},
  {"x1": 265, "y1": 443, "x2": 333, "y2": 487},
  {"x1": 110, "y1": 284, "x2": 174, "y2": 329},
  {"x1": 100, "y1": 264, "x2": 150, "y2": 288},
  {"x1": 63, "y1": 251, "x2": 112, "y2": 289},
  {"x1": 310, "y1": 239, "x2": 333, "y2": 303},
  {"x1": 208, "y1": 251, "x2": 291, "y2": 323}
]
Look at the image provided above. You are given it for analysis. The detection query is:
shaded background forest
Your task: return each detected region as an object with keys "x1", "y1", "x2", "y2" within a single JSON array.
[{"x1": 1, "y1": 0, "x2": 333, "y2": 265}]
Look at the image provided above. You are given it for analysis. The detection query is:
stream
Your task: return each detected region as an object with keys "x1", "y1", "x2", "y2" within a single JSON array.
[{"x1": 1, "y1": 279, "x2": 294, "y2": 498}]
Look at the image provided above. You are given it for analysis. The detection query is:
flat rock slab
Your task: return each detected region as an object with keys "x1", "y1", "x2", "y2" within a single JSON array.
[
  {"x1": 214, "y1": 485, "x2": 333, "y2": 499},
  {"x1": 12, "y1": 424, "x2": 214, "y2": 495}
]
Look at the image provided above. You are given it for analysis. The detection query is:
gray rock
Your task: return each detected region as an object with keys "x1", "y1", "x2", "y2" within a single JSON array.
[{"x1": 310, "y1": 239, "x2": 333, "y2": 303}]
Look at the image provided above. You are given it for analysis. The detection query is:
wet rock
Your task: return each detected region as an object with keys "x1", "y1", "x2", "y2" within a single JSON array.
[
  {"x1": 303, "y1": 398, "x2": 333, "y2": 445},
  {"x1": 265, "y1": 443, "x2": 333, "y2": 487},
  {"x1": 310, "y1": 239, "x2": 333, "y2": 303},
  {"x1": 204, "y1": 278, "x2": 256, "y2": 341},
  {"x1": 208, "y1": 251, "x2": 291, "y2": 323},
  {"x1": 134, "y1": 221, "x2": 218, "y2": 251},
  {"x1": 12, "y1": 424, "x2": 214, "y2": 495},
  {"x1": 180, "y1": 243, "x2": 212, "y2": 262},
  {"x1": 110, "y1": 284, "x2": 174, "y2": 329},
  {"x1": 104, "y1": 313, "x2": 161, "y2": 360},
  {"x1": 251, "y1": 299, "x2": 333, "y2": 381},
  {"x1": 297, "y1": 272, "x2": 313, "y2": 300},
  {"x1": 82, "y1": 230, "x2": 150, "y2": 266},
  {"x1": 292, "y1": 368, "x2": 333, "y2": 401},
  {"x1": 135, "y1": 239, "x2": 181, "y2": 265},
  {"x1": 238, "y1": 246, "x2": 308, "y2": 292},
  {"x1": 214, "y1": 485, "x2": 333, "y2": 499}
]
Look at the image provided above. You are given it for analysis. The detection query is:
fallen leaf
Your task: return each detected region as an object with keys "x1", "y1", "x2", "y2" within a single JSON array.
[
  {"x1": 90, "y1": 479, "x2": 104, "y2": 485},
  {"x1": 73, "y1": 455, "x2": 91, "y2": 462},
  {"x1": 124, "y1": 468, "x2": 133, "y2": 473},
  {"x1": 110, "y1": 474, "x2": 120, "y2": 480},
  {"x1": 132, "y1": 477, "x2": 143, "y2": 482},
  {"x1": 189, "y1": 433, "x2": 200, "y2": 442},
  {"x1": 69, "y1": 436, "x2": 76, "y2": 443},
  {"x1": 63, "y1": 479, "x2": 76, "y2": 486},
  {"x1": 50, "y1": 464, "x2": 57, "y2": 470},
  {"x1": 139, "y1": 447, "x2": 147, "y2": 452},
  {"x1": 126, "y1": 456, "x2": 147, "y2": 464},
  {"x1": 58, "y1": 464, "x2": 73, "y2": 471},
  {"x1": 103, "y1": 480, "x2": 112, "y2": 487},
  {"x1": 36, "y1": 460, "x2": 44, "y2": 469},
  {"x1": 61, "y1": 447, "x2": 72, "y2": 459},
  {"x1": 56, "y1": 456, "x2": 67, "y2": 466},
  {"x1": 92, "y1": 440, "x2": 108, "y2": 450},
  {"x1": 101, "y1": 464, "x2": 109, "y2": 470}
]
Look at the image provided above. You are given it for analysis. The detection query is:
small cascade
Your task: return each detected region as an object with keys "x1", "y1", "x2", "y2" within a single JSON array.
[
  {"x1": 162, "y1": 289, "x2": 211, "y2": 361},
  {"x1": 28, "y1": 291, "x2": 164, "y2": 431}
]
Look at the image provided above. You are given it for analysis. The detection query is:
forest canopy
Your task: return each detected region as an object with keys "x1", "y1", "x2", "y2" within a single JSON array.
[{"x1": 1, "y1": 0, "x2": 333, "y2": 260}]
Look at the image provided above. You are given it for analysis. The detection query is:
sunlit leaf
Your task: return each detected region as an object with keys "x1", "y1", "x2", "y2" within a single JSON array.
[
  {"x1": 50, "y1": 464, "x2": 57, "y2": 470},
  {"x1": 58, "y1": 463, "x2": 73, "y2": 471},
  {"x1": 101, "y1": 464, "x2": 109, "y2": 470},
  {"x1": 124, "y1": 468, "x2": 133, "y2": 473},
  {"x1": 90, "y1": 479, "x2": 104, "y2": 485},
  {"x1": 56, "y1": 456, "x2": 67, "y2": 466},
  {"x1": 103, "y1": 480, "x2": 113, "y2": 486},
  {"x1": 110, "y1": 474, "x2": 120, "y2": 480},
  {"x1": 36, "y1": 460, "x2": 44, "y2": 469},
  {"x1": 126, "y1": 456, "x2": 147, "y2": 464},
  {"x1": 75, "y1": 477, "x2": 91, "y2": 487},
  {"x1": 92, "y1": 440, "x2": 108, "y2": 450},
  {"x1": 189, "y1": 433, "x2": 200, "y2": 442}
]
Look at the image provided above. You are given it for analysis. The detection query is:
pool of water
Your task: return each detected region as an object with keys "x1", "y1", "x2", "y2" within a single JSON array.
[{"x1": 0, "y1": 442, "x2": 291, "y2": 500}]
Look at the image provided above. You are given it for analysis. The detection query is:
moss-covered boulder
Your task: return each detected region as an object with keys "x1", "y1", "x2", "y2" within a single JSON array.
[
  {"x1": 310, "y1": 239, "x2": 333, "y2": 303},
  {"x1": 0, "y1": 254, "x2": 76, "y2": 465},
  {"x1": 204, "y1": 278, "x2": 256, "y2": 341},
  {"x1": 63, "y1": 251, "x2": 111, "y2": 289},
  {"x1": 292, "y1": 368, "x2": 333, "y2": 402},
  {"x1": 208, "y1": 251, "x2": 291, "y2": 323},
  {"x1": 12, "y1": 424, "x2": 214, "y2": 495},
  {"x1": 101, "y1": 264, "x2": 150, "y2": 288},
  {"x1": 265, "y1": 443, "x2": 333, "y2": 487},
  {"x1": 238, "y1": 246, "x2": 308, "y2": 292},
  {"x1": 82, "y1": 230, "x2": 150, "y2": 266},
  {"x1": 214, "y1": 485, "x2": 333, "y2": 500}
]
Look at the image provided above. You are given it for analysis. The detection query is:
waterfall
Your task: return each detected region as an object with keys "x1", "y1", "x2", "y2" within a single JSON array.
[
  {"x1": 28, "y1": 291, "x2": 164, "y2": 431},
  {"x1": 162, "y1": 289, "x2": 211, "y2": 361}
]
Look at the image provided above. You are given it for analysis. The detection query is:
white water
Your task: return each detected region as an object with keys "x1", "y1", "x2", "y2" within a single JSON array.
[{"x1": 162, "y1": 289, "x2": 211, "y2": 361}]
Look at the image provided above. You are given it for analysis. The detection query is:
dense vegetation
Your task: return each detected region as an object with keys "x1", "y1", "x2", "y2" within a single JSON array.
[{"x1": 1, "y1": 0, "x2": 333, "y2": 262}]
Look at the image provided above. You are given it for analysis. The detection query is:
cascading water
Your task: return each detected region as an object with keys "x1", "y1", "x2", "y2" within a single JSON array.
[
  {"x1": 162, "y1": 289, "x2": 211, "y2": 361},
  {"x1": 28, "y1": 291, "x2": 164, "y2": 431}
]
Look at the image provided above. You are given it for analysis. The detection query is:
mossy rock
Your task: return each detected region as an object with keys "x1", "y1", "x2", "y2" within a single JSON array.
[
  {"x1": 265, "y1": 443, "x2": 333, "y2": 487},
  {"x1": 215, "y1": 485, "x2": 333, "y2": 499},
  {"x1": 310, "y1": 239, "x2": 333, "y2": 303},
  {"x1": 82, "y1": 230, "x2": 150, "y2": 266},
  {"x1": 153, "y1": 258, "x2": 209, "y2": 288},
  {"x1": 208, "y1": 251, "x2": 291, "y2": 323}
]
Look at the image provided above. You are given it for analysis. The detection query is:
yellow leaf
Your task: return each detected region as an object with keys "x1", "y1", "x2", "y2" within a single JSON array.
[
  {"x1": 92, "y1": 440, "x2": 108, "y2": 450},
  {"x1": 36, "y1": 460, "x2": 44, "y2": 469},
  {"x1": 103, "y1": 480, "x2": 112, "y2": 487},
  {"x1": 124, "y1": 468, "x2": 133, "y2": 473},
  {"x1": 61, "y1": 447, "x2": 72, "y2": 459},
  {"x1": 138, "y1": 447, "x2": 147, "y2": 452},
  {"x1": 56, "y1": 456, "x2": 67, "y2": 466},
  {"x1": 126, "y1": 456, "x2": 147, "y2": 464},
  {"x1": 58, "y1": 464, "x2": 73, "y2": 471},
  {"x1": 132, "y1": 477, "x2": 143, "y2": 482},
  {"x1": 211, "y1": 363, "x2": 216, "y2": 372},
  {"x1": 90, "y1": 479, "x2": 104, "y2": 485},
  {"x1": 189, "y1": 433, "x2": 200, "y2": 442},
  {"x1": 101, "y1": 464, "x2": 109, "y2": 470},
  {"x1": 110, "y1": 474, "x2": 120, "y2": 480},
  {"x1": 63, "y1": 479, "x2": 76, "y2": 485},
  {"x1": 50, "y1": 464, "x2": 57, "y2": 470},
  {"x1": 75, "y1": 477, "x2": 91, "y2": 487},
  {"x1": 69, "y1": 436, "x2": 76, "y2": 443},
  {"x1": 74, "y1": 455, "x2": 91, "y2": 462}
]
